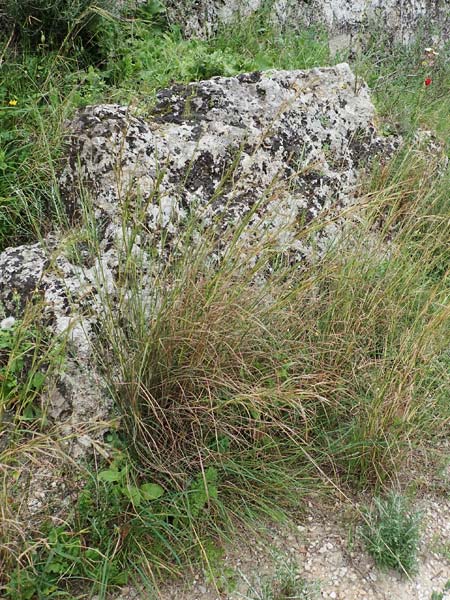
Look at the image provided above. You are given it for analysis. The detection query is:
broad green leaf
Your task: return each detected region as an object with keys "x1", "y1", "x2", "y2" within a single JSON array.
[
  {"x1": 31, "y1": 371, "x2": 46, "y2": 389},
  {"x1": 98, "y1": 469, "x2": 121, "y2": 482},
  {"x1": 10, "y1": 357, "x2": 24, "y2": 373},
  {"x1": 47, "y1": 561, "x2": 65, "y2": 574},
  {"x1": 42, "y1": 585, "x2": 58, "y2": 596},
  {"x1": 112, "y1": 571, "x2": 129, "y2": 585},
  {"x1": 141, "y1": 482, "x2": 164, "y2": 500},
  {"x1": 85, "y1": 548, "x2": 100, "y2": 561},
  {"x1": 207, "y1": 484, "x2": 218, "y2": 500}
]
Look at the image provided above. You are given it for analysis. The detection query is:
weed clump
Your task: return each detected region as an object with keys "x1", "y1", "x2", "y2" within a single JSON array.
[
  {"x1": 361, "y1": 493, "x2": 421, "y2": 574},
  {"x1": 248, "y1": 555, "x2": 319, "y2": 599}
]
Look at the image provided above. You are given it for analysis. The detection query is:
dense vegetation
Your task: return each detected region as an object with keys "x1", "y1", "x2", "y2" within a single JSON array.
[{"x1": 0, "y1": 1, "x2": 449, "y2": 598}]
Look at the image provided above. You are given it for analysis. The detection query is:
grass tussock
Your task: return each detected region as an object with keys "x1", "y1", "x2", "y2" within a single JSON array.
[
  {"x1": 76, "y1": 142, "x2": 448, "y2": 588},
  {"x1": 100, "y1": 147, "x2": 449, "y2": 491}
]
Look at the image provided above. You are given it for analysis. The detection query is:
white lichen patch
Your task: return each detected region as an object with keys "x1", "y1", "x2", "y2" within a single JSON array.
[{"x1": 0, "y1": 316, "x2": 16, "y2": 330}]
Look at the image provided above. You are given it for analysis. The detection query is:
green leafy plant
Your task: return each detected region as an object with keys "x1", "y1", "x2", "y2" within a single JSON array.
[
  {"x1": 186, "y1": 467, "x2": 219, "y2": 518},
  {"x1": 431, "y1": 581, "x2": 450, "y2": 600},
  {"x1": 98, "y1": 450, "x2": 165, "y2": 508},
  {"x1": 361, "y1": 493, "x2": 422, "y2": 574},
  {"x1": 202, "y1": 541, "x2": 237, "y2": 594},
  {"x1": 6, "y1": 525, "x2": 84, "y2": 599}
]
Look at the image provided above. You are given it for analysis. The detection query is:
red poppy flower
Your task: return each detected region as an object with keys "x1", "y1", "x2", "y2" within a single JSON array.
[{"x1": 425, "y1": 78, "x2": 432, "y2": 86}]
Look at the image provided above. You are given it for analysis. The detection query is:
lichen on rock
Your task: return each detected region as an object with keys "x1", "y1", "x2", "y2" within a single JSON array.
[{"x1": 60, "y1": 63, "x2": 398, "y2": 262}]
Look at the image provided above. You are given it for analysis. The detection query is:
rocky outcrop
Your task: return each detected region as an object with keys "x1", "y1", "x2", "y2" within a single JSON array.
[
  {"x1": 60, "y1": 63, "x2": 397, "y2": 262},
  {"x1": 0, "y1": 63, "x2": 397, "y2": 452},
  {"x1": 164, "y1": 0, "x2": 450, "y2": 49}
]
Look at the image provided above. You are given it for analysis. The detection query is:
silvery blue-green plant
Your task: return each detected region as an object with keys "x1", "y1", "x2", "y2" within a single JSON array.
[{"x1": 362, "y1": 493, "x2": 421, "y2": 574}]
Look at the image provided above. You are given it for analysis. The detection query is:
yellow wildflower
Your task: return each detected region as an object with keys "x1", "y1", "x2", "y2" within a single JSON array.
[{"x1": 8, "y1": 99, "x2": 18, "y2": 106}]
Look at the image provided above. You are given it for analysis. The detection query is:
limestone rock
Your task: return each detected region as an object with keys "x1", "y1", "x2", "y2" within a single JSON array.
[
  {"x1": 0, "y1": 242, "x2": 111, "y2": 454},
  {"x1": 60, "y1": 63, "x2": 397, "y2": 263}
]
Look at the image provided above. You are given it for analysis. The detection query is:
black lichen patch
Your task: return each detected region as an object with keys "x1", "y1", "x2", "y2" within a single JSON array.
[
  {"x1": 208, "y1": 190, "x2": 256, "y2": 229},
  {"x1": 267, "y1": 119, "x2": 315, "y2": 164},
  {"x1": 183, "y1": 150, "x2": 222, "y2": 195},
  {"x1": 175, "y1": 144, "x2": 243, "y2": 210},
  {"x1": 237, "y1": 71, "x2": 262, "y2": 84},
  {"x1": 292, "y1": 169, "x2": 342, "y2": 221},
  {"x1": 348, "y1": 125, "x2": 399, "y2": 169},
  {"x1": 256, "y1": 84, "x2": 267, "y2": 98},
  {"x1": 0, "y1": 251, "x2": 50, "y2": 311},
  {"x1": 347, "y1": 126, "x2": 377, "y2": 167},
  {"x1": 152, "y1": 84, "x2": 195, "y2": 124}
]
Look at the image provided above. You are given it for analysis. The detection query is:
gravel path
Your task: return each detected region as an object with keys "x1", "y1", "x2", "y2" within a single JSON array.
[
  {"x1": 112, "y1": 452, "x2": 450, "y2": 600},
  {"x1": 154, "y1": 495, "x2": 450, "y2": 600}
]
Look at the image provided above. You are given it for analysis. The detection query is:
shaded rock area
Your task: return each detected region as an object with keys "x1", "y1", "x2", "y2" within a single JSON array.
[
  {"x1": 0, "y1": 63, "x2": 397, "y2": 455},
  {"x1": 164, "y1": 0, "x2": 450, "y2": 50}
]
